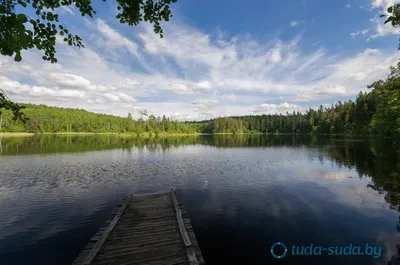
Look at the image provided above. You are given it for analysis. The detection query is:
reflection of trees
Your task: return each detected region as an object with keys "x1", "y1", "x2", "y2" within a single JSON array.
[
  {"x1": 0, "y1": 135, "x2": 209, "y2": 156},
  {"x1": 208, "y1": 134, "x2": 317, "y2": 147},
  {"x1": 1, "y1": 134, "x2": 399, "y2": 212},
  {"x1": 0, "y1": 134, "x2": 320, "y2": 155},
  {"x1": 320, "y1": 138, "x2": 400, "y2": 212}
]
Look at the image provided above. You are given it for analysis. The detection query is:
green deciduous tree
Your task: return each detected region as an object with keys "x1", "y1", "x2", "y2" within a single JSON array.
[
  {"x1": 0, "y1": 88, "x2": 27, "y2": 123},
  {"x1": 0, "y1": 0, "x2": 178, "y2": 121}
]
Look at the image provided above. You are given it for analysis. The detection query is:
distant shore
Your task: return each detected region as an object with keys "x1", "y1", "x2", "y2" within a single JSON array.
[
  {"x1": 0, "y1": 132, "x2": 380, "y2": 138},
  {"x1": 0, "y1": 132, "x2": 203, "y2": 137},
  {"x1": 0, "y1": 132, "x2": 35, "y2": 137}
]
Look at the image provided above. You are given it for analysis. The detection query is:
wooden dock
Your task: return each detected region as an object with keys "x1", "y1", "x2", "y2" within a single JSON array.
[{"x1": 72, "y1": 189, "x2": 205, "y2": 265}]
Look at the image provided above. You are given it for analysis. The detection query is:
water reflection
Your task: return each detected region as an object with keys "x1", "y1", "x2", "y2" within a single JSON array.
[
  {"x1": 0, "y1": 134, "x2": 399, "y2": 265},
  {"x1": 0, "y1": 134, "x2": 366, "y2": 155}
]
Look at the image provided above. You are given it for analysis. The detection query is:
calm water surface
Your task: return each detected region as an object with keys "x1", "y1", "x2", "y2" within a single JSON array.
[{"x1": 0, "y1": 135, "x2": 399, "y2": 265}]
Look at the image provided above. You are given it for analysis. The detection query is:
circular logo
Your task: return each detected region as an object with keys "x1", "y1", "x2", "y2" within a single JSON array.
[{"x1": 270, "y1": 242, "x2": 288, "y2": 259}]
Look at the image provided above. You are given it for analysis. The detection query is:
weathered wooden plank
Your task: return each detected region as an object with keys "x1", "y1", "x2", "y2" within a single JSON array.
[
  {"x1": 81, "y1": 195, "x2": 132, "y2": 265},
  {"x1": 95, "y1": 254, "x2": 186, "y2": 265},
  {"x1": 84, "y1": 242, "x2": 96, "y2": 250},
  {"x1": 178, "y1": 194, "x2": 205, "y2": 265},
  {"x1": 98, "y1": 241, "x2": 184, "y2": 257},
  {"x1": 102, "y1": 237, "x2": 182, "y2": 250},
  {"x1": 126, "y1": 205, "x2": 174, "y2": 212},
  {"x1": 71, "y1": 250, "x2": 91, "y2": 265},
  {"x1": 119, "y1": 214, "x2": 178, "y2": 221},
  {"x1": 95, "y1": 246, "x2": 185, "y2": 264},
  {"x1": 115, "y1": 219, "x2": 181, "y2": 229},
  {"x1": 170, "y1": 189, "x2": 200, "y2": 265},
  {"x1": 111, "y1": 226, "x2": 179, "y2": 236},
  {"x1": 73, "y1": 191, "x2": 205, "y2": 265},
  {"x1": 109, "y1": 231, "x2": 181, "y2": 242},
  {"x1": 171, "y1": 190, "x2": 192, "y2": 248}
]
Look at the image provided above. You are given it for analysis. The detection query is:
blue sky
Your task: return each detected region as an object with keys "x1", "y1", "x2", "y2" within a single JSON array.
[{"x1": 1, "y1": 0, "x2": 399, "y2": 120}]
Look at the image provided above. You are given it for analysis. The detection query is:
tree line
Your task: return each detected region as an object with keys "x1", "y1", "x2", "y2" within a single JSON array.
[
  {"x1": 0, "y1": 63, "x2": 400, "y2": 136},
  {"x1": 204, "y1": 63, "x2": 400, "y2": 136},
  {"x1": 0, "y1": 103, "x2": 206, "y2": 134}
]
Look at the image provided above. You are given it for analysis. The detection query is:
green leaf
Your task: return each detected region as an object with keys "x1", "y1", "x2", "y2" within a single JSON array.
[
  {"x1": 14, "y1": 53, "x2": 22, "y2": 62},
  {"x1": 17, "y1": 14, "x2": 28, "y2": 23},
  {"x1": 385, "y1": 16, "x2": 394, "y2": 24},
  {"x1": 388, "y1": 6, "x2": 393, "y2": 13}
]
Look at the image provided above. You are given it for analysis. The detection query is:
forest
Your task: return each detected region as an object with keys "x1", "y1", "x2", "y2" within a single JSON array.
[
  {"x1": 0, "y1": 104, "x2": 206, "y2": 134},
  {"x1": 1, "y1": 63, "x2": 400, "y2": 136}
]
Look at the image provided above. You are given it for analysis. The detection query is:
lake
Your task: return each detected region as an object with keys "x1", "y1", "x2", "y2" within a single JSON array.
[{"x1": 0, "y1": 134, "x2": 399, "y2": 265}]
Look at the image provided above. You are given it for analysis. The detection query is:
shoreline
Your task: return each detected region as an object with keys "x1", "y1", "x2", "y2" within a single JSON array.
[
  {"x1": 0, "y1": 132, "x2": 35, "y2": 137},
  {"x1": 0, "y1": 132, "x2": 203, "y2": 137},
  {"x1": 0, "y1": 132, "x2": 388, "y2": 138}
]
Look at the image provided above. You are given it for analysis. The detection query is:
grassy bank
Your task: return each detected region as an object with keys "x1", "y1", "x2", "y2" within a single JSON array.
[
  {"x1": 0, "y1": 132, "x2": 202, "y2": 137},
  {"x1": 0, "y1": 131, "x2": 382, "y2": 138},
  {"x1": 118, "y1": 132, "x2": 202, "y2": 137},
  {"x1": 42, "y1": 132, "x2": 119, "y2": 135},
  {"x1": 0, "y1": 132, "x2": 34, "y2": 137}
]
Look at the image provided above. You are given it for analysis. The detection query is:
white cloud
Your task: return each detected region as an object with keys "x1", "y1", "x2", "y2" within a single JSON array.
[
  {"x1": 368, "y1": 0, "x2": 400, "y2": 39},
  {"x1": 254, "y1": 102, "x2": 301, "y2": 114},
  {"x1": 0, "y1": 76, "x2": 86, "y2": 99},
  {"x1": 164, "y1": 80, "x2": 213, "y2": 95},
  {"x1": 1, "y1": 16, "x2": 399, "y2": 120},
  {"x1": 369, "y1": 16, "x2": 400, "y2": 39},
  {"x1": 370, "y1": 0, "x2": 397, "y2": 9},
  {"x1": 221, "y1": 93, "x2": 238, "y2": 101},
  {"x1": 103, "y1": 93, "x2": 120, "y2": 102},
  {"x1": 49, "y1": 73, "x2": 91, "y2": 89},
  {"x1": 117, "y1": 92, "x2": 135, "y2": 102},
  {"x1": 350, "y1": 28, "x2": 370, "y2": 37},
  {"x1": 60, "y1": 6, "x2": 75, "y2": 15},
  {"x1": 166, "y1": 83, "x2": 192, "y2": 95},
  {"x1": 95, "y1": 19, "x2": 138, "y2": 56},
  {"x1": 87, "y1": 85, "x2": 117, "y2": 92},
  {"x1": 346, "y1": 4, "x2": 352, "y2": 8},
  {"x1": 194, "y1": 81, "x2": 212, "y2": 91},
  {"x1": 192, "y1": 98, "x2": 219, "y2": 107},
  {"x1": 290, "y1": 20, "x2": 306, "y2": 27},
  {"x1": 293, "y1": 85, "x2": 348, "y2": 102},
  {"x1": 119, "y1": 78, "x2": 140, "y2": 88}
]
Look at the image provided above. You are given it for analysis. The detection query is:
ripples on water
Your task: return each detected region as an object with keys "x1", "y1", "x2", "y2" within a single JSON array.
[{"x1": 0, "y1": 135, "x2": 399, "y2": 265}]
